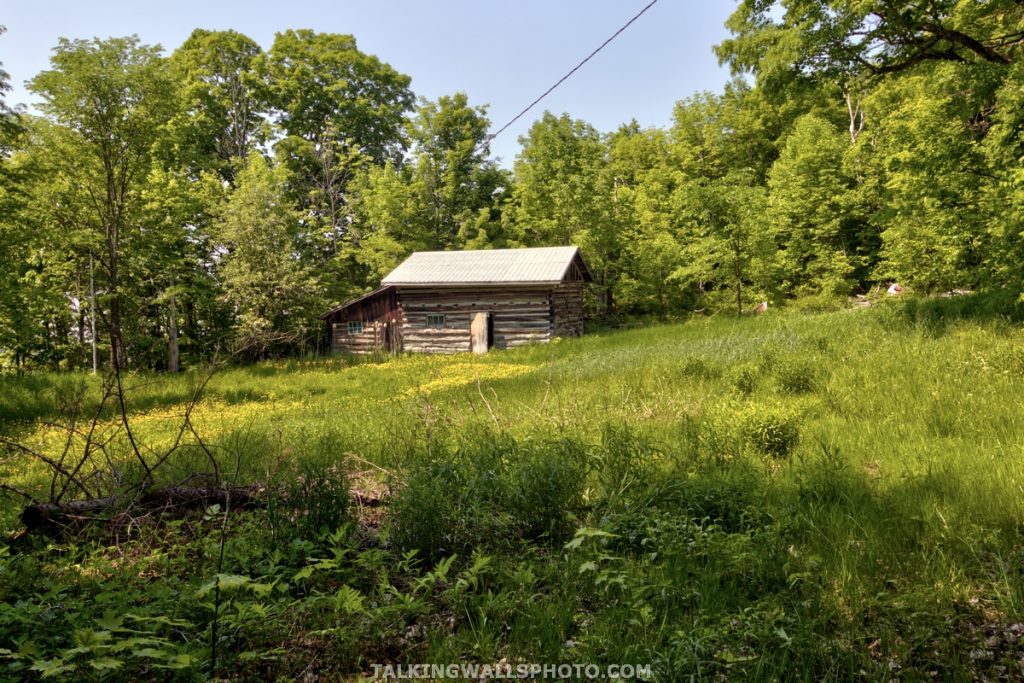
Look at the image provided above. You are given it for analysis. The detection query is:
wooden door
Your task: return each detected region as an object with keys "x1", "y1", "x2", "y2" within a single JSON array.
[{"x1": 471, "y1": 312, "x2": 490, "y2": 354}]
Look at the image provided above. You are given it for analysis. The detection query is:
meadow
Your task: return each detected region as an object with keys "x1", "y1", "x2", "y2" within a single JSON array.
[{"x1": 3, "y1": 297, "x2": 1024, "y2": 680}]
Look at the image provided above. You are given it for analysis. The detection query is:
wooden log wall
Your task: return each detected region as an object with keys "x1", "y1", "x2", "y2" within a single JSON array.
[
  {"x1": 398, "y1": 287, "x2": 555, "y2": 353},
  {"x1": 551, "y1": 281, "x2": 585, "y2": 337},
  {"x1": 325, "y1": 287, "x2": 401, "y2": 354},
  {"x1": 333, "y1": 320, "x2": 389, "y2": 354}
]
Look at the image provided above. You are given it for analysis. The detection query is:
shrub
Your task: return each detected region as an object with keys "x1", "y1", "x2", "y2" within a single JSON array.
[
  {"x1": 776, "y1": 360, "x2": 818, "y2": 395},
  {"x1": 731, "y1": 363, "x2": 760, "y2": 396},
  {"x1": 680, "y1": 356, "x2": 722, "y2": 380},
  {"x1": 266, "y1": 434, "x2": 351, "y2": 543},
  {"x1": 507, "y1": 439, "x2": 588, "y2": 540},
  {"x1": 387, "y1": 433, "x2": 520, "y2": 559},
  {"x1": 387, "y1": 459, "x2": 461, "y2": 560},
  {"x1": 592, "y1": 425, "x2": 664, "y2": 508},
  {"x1": 387, "y1": 433, "x2": 588, "y2": 556},
  {"x1": 667, "y1": 463, "x2": 768, "y2": 531},
  {"x1": 742, "y1": 408, "x2": 800, "y2": 458}
]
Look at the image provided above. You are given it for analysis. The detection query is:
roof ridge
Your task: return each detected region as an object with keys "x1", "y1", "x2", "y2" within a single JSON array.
[{"x1": 381, "y1": 246, "x2": 587, "y2": 286}]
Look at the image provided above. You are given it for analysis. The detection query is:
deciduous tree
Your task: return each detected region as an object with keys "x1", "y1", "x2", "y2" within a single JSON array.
[
  {"x1": 29, "y1": 37, "x2": 176, "y2": 369},
  {"x1": 214, "y1": 153, "x2": 321, "y2": 357}
]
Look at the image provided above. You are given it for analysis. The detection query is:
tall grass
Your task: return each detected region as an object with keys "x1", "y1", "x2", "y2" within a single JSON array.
[{"x1": 4, "y1": 298, "x2": 1024, "y2": 678}]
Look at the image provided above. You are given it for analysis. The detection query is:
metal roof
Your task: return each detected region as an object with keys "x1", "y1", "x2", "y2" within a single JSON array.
[{"x1": 381, "y1": 246, "x2": 591, "y2": 286}]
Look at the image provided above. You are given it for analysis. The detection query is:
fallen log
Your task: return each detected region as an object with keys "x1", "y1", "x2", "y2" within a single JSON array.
[
  {"x1": 20, "y1": 485, "x2": 263, "y2": 531},
  {"x1": 350, "y1": 489, "x2": 387, "y2": 508}
]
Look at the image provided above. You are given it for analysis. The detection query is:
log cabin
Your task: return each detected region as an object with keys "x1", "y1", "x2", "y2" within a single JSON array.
[{"x1": 321, "y1": 246, "x2": 592, "y2": 354}]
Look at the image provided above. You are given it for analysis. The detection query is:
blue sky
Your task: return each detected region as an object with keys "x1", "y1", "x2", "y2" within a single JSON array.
[{"x1": 1, "y1": 1, "x2": 737, "y2": 165}]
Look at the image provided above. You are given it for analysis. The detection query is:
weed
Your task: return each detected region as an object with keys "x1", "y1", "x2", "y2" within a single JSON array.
[
  {"x1": 506, "y1": 439, "x2": 587, "y2": 540},
  {"x1": 741, "y1": 406, "x2": 801, "y2": 458},
  {"x1": 731, "y1": 363, "x2": 760, "y2": 395},
  {"x1": 776, "y1": 359, "x2": 819, "y2": 395},
  {"x1": 680, "y1": 356, "x2": 722, "y2": 380}
]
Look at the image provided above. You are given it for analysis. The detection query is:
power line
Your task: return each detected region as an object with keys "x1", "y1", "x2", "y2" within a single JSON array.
[{"x1": 483, "y1": 0, "x2": 660, "y2": 149}]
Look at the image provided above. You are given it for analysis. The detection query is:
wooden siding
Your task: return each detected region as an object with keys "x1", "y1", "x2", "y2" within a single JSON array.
[
  {"x1": 552, "y1": 281, "x2": 584, "y2": 337},
  {"x1": 323, "y1": 287, "x2": 401, "y2": 354},
  {"x1": 322, "y1": 253, "x2": 590, "y2": 355},
  {"x1": 398, "y1": 287, "x2": 555, "y2": 354},
  {"x1": 331, "y1": 320, "x2": 395, "y2": 354}
]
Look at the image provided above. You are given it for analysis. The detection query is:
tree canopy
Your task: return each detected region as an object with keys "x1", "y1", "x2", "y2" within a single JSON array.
[{"x1": 2, "y1": 10, "x2": 1024, "y2": 369}]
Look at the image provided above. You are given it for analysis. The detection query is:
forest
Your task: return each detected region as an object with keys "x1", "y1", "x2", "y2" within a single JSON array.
[{"x1": 0, "y1": 1, "x2": 1021, "y2": 371}]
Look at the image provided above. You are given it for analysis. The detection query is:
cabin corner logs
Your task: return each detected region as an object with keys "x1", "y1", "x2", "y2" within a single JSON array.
[{"x1": 321, "y1": 249, "x2": 590, "y2": 355}]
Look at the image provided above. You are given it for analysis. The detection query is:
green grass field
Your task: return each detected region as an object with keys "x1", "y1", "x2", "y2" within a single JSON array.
[{"x1": 4, "y1": 298, "x2": 1024, "y2": 680}]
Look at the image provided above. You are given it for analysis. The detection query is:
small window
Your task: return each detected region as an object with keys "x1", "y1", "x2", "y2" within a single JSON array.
[
  {"x1": 426, "y1": 313, "x2": 445, "y2": 328},
  {"x1": 347, "y1": 320, "x2": 364, "y2": 335}
]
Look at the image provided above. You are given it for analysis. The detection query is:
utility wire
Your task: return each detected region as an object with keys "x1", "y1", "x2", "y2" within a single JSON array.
[{"x1": 483, "y1": 0, "x2": 660, "y2": 149}]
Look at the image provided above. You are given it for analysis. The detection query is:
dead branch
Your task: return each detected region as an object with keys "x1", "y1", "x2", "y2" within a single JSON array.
[
  {"x1": 0, "y1": 437, "x2": 95, "y2": 500},
  {"x1": 20, "y1": 484, "x2": 263, "y2": 532},
  {"x1": 53, "y1": 373, "x2": 116, "y2": 503}
]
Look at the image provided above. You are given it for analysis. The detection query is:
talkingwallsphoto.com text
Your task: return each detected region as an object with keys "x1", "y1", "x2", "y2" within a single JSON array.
[{"x1": 370, "y1": 663, "x2": 653, "y2": 680}]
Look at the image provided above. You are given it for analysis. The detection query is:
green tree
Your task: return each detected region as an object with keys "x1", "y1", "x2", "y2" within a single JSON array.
[
  {"x1": 406, "y1": 93, "x2": 508, "y2": 250},
  {"x1": 862, "y1": 67, "x2": 988, "y2": 292},
  {"x1": 511, "y1": 112, "x2": 614, "y2": 313},
  {"x1": 512, "y1": 112, "x2": 609, "y2": 247},
  {"x1": 0, "y1": 25, "x2": 32, "y2": 367},
  {"x1": 679, "y1": 173, "x2": 771, "y2": 316},
  {"x1": 137, "y1": 166, "x2": 226, "y2": 370},
  {"x1": 604, "y1": 123, "x2": 676, "y2": 314},
  {"x1": 0, "y1": 25, "x2": 21, "y2": 150},
  {"x1": 261, "y1": 30, "x2": 415, "y2": 266},
  {"x1": 347, "y1": 160, "x2": 423, "y2": 288},
  {"x1": 214, "y1": 154, "x2": 321, "y2": 357},
  {"x1": 767, "y1": 114, "x2": 859, "y2": 299},
  {"x1": 262, "y1": 29, "x2": 414, "y2": 165},
  {"x1": 717, "y1": 0, "x2": 1022, "y2": 86},
  {"x1": 0, "y1": 128, "x2": 71, "y2": 369},
  {"x1": 28, "y1": 36, "x2": 176, "y2": 369},
  {"x1": 619, "y1": 163, "x2": 689, "y2": 316},
  {"x1": 166, "y1": 29, "x2": 265, "y2": 180},
  {"x1": 718, "y1": 1, "x2": 1021, "y2": 296},
  {"x1": 982, "y1": 60, "x2": 1024, "y2": 290},
  {"x1": 344, "y1": 93, "x2": 510, "y2": 297},
  {"x1": 672, "y1": 80, "x2": 826, "y2": 183}
]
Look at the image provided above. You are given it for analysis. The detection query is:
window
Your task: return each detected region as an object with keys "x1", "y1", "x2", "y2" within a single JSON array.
[
  {"x1": 426, "y1": 313, "x2": 445, "y2": 328},
  {"x1": 347, "y1": 320, "x2": 364, "y2": 335}
]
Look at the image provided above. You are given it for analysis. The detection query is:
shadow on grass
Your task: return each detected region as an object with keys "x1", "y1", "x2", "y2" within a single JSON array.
[
  {"x1": 0, "y1": 371, "x2": 220, "y2": 430},
  {"x1": 897, "y1": 289, "x2": 1024, "y2": 335},
  {"x1": 0, "y1": 354, "x2": 375, "y2": 429}
]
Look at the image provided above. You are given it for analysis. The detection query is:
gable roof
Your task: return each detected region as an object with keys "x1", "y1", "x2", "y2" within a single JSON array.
[
  {"x1": 320, "y1": 285, "x2": 395, "y2": 320},
  {"x1": 381, "y1": 246, "x2": 592, "y2": 286}
]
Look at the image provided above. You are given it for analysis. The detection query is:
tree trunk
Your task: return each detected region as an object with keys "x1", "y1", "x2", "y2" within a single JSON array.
[
  {"x1": 185, "y1": 299, "x2": 196, "y2": 350},
  {"x1": 603, "y1": 265, "x2": 613, "y2": 316},
  {"x1": 167, "y1": 294, "x2": 180, "y2": 373},
  {"x1": 108, "y1": 294, "x2": 124, "y2": 370},
  {"x1": 845, "y1": 91, "x2": 865, "y2": 144},
  {"x1": 106, "y1": 226, "x2": 125, "y2": 370},
  {"x1": 90, "y1": 254, "x2": 99, "y2": 374}
]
